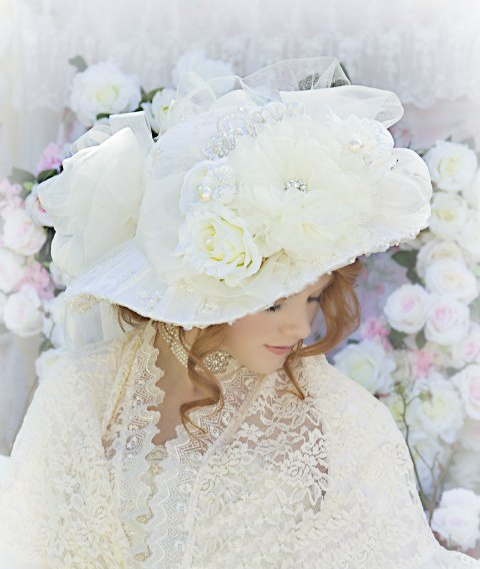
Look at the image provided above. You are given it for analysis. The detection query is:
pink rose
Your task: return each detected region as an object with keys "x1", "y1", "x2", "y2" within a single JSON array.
[
  {"x1": 2, "y1": 209, "x2": 47, "y2": 255},
  {"x1": 3, "y1": 285, "x2": 44, "y2": 337},
  {"x1": 19, "y1": 262, "x2": 54, "y2": 300},
  {"x1": 412, "y1": 349, "x2": 435, "y2": 379},
  {"x1": 34, "y1": 142, "x2": 63, "y2": 175}
]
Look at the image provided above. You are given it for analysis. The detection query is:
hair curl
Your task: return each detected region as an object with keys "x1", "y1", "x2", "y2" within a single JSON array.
[{"x1": 117, "y1": 259, "x2": 362, "y2": 434}]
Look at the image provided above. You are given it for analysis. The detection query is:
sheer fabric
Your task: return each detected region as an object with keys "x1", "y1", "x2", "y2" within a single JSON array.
[{"x1": 0, "y1": 321, "x2": 479, "y2": 568}]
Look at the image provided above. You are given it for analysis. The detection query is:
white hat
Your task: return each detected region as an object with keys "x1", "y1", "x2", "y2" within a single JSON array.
[{"x1": 39, "y1": 57, "x2": 432, "y2": 329}]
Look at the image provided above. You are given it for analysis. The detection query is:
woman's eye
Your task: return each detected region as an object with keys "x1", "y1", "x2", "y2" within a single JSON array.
[
  {"x1": 266, "y1": 304, "x2": 281, "y2": 313},
  {"x1": 308, "y1": 294, "x2": 322, "y2": 304}
]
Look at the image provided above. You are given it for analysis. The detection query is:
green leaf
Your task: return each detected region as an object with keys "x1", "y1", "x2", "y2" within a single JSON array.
[
  {"x1": 392, "y1": 250, "x2": 418, "y2": 269},
  {"x1": 415, "y1": 329, "x2": 427, "y2": 350},
  {"x1": 346, "y1": 338, "x2": 359, "y2": 345},
  {"x1": 388, "y1": 328, "x2": 408, "y2": 349},
  {"x1": 96, "y1": 112, "x2": 110, "y2": 121},
  {"x1": 406, "y1": 266, "x2": 421, "y2": 284},
  {"x1": 69, "y1": 55, "x2": 88, "y2": 72},
  {"x1": 9, "y1": 167, "x2": 35, "y2": 185},
  {"x1": 36, "y1": 169, "x2": 59, "y2": 184},
  {"x1": 141, "y1": 86, "x2": 164, "y2": 103}
]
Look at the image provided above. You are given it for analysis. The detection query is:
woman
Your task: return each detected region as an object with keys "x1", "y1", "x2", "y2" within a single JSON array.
[{"x1": 1, "y1": 57, "x2": 478, "y2": 568}]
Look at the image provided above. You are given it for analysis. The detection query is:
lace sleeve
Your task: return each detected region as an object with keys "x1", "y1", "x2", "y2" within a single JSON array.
[
  {"x1": 356, "y1": 401, "x2": 480, "y2": 568},
  {"x1": 0, "y1": 336, "x2": 134, "y2": 568}
]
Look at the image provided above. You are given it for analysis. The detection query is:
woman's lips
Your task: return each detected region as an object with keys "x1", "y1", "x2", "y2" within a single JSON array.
[{"x1": 265, "y1": 345, "x2": 293, "y2": 355}]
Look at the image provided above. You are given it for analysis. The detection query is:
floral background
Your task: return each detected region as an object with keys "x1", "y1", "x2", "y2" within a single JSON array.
[{"x1": 1, "y1": 52, "x2": 480, "y2": 557}]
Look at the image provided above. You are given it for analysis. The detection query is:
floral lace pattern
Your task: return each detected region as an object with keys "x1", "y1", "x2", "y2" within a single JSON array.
[{"x1": 1, "y1": 322, "x2": 480, "y2": 567}]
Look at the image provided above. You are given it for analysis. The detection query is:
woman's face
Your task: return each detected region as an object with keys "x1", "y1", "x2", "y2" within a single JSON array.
[{"x1": 221, "y1": 274, "x2": 333, "y2": 375}]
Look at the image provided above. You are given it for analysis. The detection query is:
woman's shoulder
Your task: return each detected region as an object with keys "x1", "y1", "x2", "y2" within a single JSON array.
[
  {"x1": 299, "y1": 353, "x2": 398, "y2": 435},
  {"x1": 37, "y1": 321, "x2": 154, "y2": 412}
]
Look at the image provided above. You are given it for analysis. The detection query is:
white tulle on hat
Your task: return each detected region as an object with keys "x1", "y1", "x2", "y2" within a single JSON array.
[{"x1": 39, "y1": 57, "x2": 432, "y2": 329}]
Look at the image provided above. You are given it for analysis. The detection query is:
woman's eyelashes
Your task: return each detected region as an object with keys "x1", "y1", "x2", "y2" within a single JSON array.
[{"x1": 266, "y1": 294, "x2": 322, "y2": 313}]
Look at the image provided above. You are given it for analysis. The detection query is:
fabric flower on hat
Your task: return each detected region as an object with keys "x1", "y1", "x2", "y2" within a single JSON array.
[
  {"x1": 69, "y1": 61, "x2": 141, "y2": 127},
  {"x1": 141, "y1": 88, "x2": 177, "y2": 135},
  {"x1": 230, "y1": 114, "x2": 371, "y2": 261},
  {"x1": 176, "y1": 204, "x2": 262, "y2": 286}
]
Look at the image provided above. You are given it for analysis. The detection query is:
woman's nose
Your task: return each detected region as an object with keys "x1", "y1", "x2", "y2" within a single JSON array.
[{"x1": 281, "y1": 306, "x2": 312, "y2": 341}]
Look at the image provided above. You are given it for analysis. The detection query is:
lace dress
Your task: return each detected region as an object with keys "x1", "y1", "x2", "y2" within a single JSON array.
[{"x1": 0, "y1": 321, "x2": 479, "y2": 568}]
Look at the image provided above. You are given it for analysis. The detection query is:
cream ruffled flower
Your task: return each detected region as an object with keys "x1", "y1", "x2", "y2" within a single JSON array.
[
  {"x1": 429, "y1": 191, "x2": 468, "y2": 240},
  {"x1": 230, "y1": 115, "x2": 373, "y2": 260},
  {"x1": 141, "y1": 88, "x2": 177, "y2": 135}
]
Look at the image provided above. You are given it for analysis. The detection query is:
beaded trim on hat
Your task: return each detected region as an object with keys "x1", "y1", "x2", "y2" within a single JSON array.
[{"x1": 159, "y1": 322, "x2": 230, "y2": 373}]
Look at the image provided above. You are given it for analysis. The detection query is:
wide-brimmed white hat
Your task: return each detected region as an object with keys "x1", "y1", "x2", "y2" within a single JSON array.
[{"x1": 39, "y1": 57, "x2": 432, "y2": 329}]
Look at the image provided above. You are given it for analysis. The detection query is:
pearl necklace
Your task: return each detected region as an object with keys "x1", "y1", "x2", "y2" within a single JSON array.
[{"x1": 158, "y1": 322, "x2": 230, "y2": 373}]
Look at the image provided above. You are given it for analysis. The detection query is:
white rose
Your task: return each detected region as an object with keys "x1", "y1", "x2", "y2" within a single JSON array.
[
  {"x1": 25, "y1": 184, "x2": 54, "y2": 227},
  {"x1": 424, "y1": 258, "x2": 478, "y2": 305},
  {"x1": 429, "y1": 192, "x2": 468, "y2": 240},
  {"x1": 462, "y1": 169, "x2": 480, "y2": 209},
  {"x1": 0, "y1": 247, "x2": 26, "y2": 293},
  {"x1": 333, "y1": 339, "x2": 396, "y2": 394},
  {"x1": 451, "y1": 324, "x2": 480, "y2": 368},
  {"x1": 383, "y1": 284, "x2": 431, "y2": 334},
  {"x1": 424, "y1": 140, "x2": 478, "y2": 192},
  {"x1": 452, "y1": 365, "x2": 480, "y2": 420},
  {"x1": 2, "y1": 209, "x2": 47, "y2": 256},
  {"x1": 431, "y1": 488, "x2": 480, "y2": 551},
  {"x1": 69, "y1": 61, "x2": 141, "y2": 127},
  {"x1": 176, "y1": 205, "x2": 262, "y2": 286},
  {"x1": 458, "y1": 210, "x2": 480, "y2": 262},
  {"x1": 141, "y1": 88, "x2": 177, "y2": 135},
  {"x1": 3, "y1": 285, "x2": 43, "y2": 337},
  {"x1": 425, "y1": 295, "x2": 470, "y2": 346},
  {"x1": 416, "y1": 239, "x2": 465, "y2": 280},
  {"x1": 445, "y1": 451, "x2": 480, "y2": 495},
  {"x1": 458, "y1": 418, "x2": 480, "y2": 452},
  {"x1": 409, "y1": 374, "x2": 464, "y2": 444},
  {"x1": 172, "y1": 52, "x2": 235, "y2": 96}
]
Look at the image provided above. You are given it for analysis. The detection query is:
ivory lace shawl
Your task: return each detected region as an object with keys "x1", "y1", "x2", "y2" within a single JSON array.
[{"x1": 0, "y1": 322, "x2": 478, "y2": 568}]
